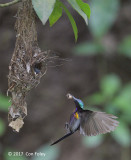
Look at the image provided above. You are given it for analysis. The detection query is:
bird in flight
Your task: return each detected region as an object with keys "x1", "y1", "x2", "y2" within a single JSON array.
[{"x1": 51, "y1": 93, "x2": 119, "y2": 145}]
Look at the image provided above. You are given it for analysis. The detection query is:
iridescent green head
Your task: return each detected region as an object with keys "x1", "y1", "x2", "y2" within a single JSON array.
[{"x1": 67, "y1": 93, "x2": 84, "y2": 109}]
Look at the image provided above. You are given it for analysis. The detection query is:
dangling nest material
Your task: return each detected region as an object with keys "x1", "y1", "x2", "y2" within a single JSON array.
[{"x1": 8, "y1": 0, "x2": 49, "y2": 132}]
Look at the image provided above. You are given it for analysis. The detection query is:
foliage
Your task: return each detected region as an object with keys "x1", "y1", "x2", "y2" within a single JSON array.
[
  {"x1": 89, "y1": 0, "x2": 119, "y2": 39},
  {"x1": 49, "y1": 0, "x2": 62, "y2": 27},
  {"x1": 73, "y1": 0, "x2": 120, "y2": 54},
  {"x1": 68, "y1": 0, "x2": 88, "y2": 25},
  {"x1": 32, "y1": 144, "x2": 60, "y2": 160},
  {"x1": 83, "y1": 135, "x2": 104, "y2": 148},
  {"x1": 73, "y1": 0, "x2": 130, "y2": 59},
  {"x1": 73, "y1": 42, "x2": 104, "y2": 55},
  {"x1": 32, "y1": 0, "x2": 56, "y2": 25},
  {"x1": 4, "y1": 149, "x2": 27, "y2": 160},
  {"x1": 112, "y1": 122, "x2": 131, "y2": 147},
  {"x1": 83, "y1": 74, "x2": 131, "y2": 148},
  {"x1": 0, "y1": 118, "x2": 6, "y2": 136},
  {"x1": 60, "y1": 2, "x2": 78, "y2": 41},
  {"x1": 118, "y1": 35, "x2": 131, "y2": 58},
  {"x1": 32, "y1": 0, "x2": 91, "y2": 41},
  {"x1": 100, "y1": 74, "x2": 121, "y2": 98},
  {"x1": 0, "y1": 94, "x2": 11, "y2": 112}
]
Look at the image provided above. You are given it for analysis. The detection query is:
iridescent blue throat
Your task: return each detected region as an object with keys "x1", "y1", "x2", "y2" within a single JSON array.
[{"x1": 73, "y1": 96, "x2": 84, "y2": 109}]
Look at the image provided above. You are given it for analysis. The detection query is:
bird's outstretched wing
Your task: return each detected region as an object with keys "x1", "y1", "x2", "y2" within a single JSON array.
[
  {"x1": 80, "y1": 111, "x2": 119, "y2": 136},
  {"x1": 51, "y1": 132, "x2": 74, "y2": 146}
]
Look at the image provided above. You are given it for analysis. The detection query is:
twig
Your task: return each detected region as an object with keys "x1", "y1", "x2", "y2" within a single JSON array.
[{"x1": 0, "y1": 0, "x2": 21, "y2": 8}]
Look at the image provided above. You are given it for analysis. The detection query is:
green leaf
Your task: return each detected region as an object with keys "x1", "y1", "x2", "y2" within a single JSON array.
[
  {"x1": 82, "y1": 135, "x2": 104, "y2": 148},
  {"x1": 112, "y1": 122, "x2": 131, "y2": 147},
  {"x1": 112, "y1": 83, "x2": 131, "y2": 113},
  {"x1": 68, "y1": 0, "x2": 89, "y2": 25},
  {"x1": 32, "y1": 144, "x2": 60, "y2": 160},
  {"x1": 4, "y1": 149, "x2": 27, "y2": 160},
  {"x1": 100, "y1": 74, "x2": 121, "y2": 98},
  {"x1": 49, "y1": 0, "x2": 62, "y2": 27},
  {"x1": 89, "y1": 0, "x2": 120, "y2": 38},
  {"x1": 32, "y1": 0, "x2": 56, "y2": 25},
  {"x1": 76, "y1": 0, "x2": 91, "y2": 19},
  {"x1": 120, "y1": 113, "x2": 131, "y2": 124},
  {"x1": 60, "y1": 2, "x2": 78, "y2": 41},
  {"x1": 0, "y1": 118, "x2": 6, "y2": 136},
  {"x1": 118, "y1": 35, "x2": 131, "y2": 58},
  {"x1": 0, "y1": 94, "x2": 11, "y2": 112},
  {"x1": 87, "y1": 93, "x2": 105, "y2": 105},
  {"x1": 105, "y1": 103, "x2": 118, "y2": 115},
  {"x1": 105, "y1": 83, "x2": 131, "y2": 124},
  {"x1": 73, "y1": 42, "x2": 104, "y2": 55}
]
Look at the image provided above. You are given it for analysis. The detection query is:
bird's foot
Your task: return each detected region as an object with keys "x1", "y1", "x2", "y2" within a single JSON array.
[{"x1": 65, "y1": 122, "x2": 70, "y2": 133}]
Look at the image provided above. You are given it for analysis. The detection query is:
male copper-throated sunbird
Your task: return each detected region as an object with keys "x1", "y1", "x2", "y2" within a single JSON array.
[{"x1": 51, "y1": 93, "x2": 119, "y2": 145}]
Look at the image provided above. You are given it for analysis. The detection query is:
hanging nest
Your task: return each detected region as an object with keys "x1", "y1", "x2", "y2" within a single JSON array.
[{"x1": 8, "y1": 0, "x2": 49, "y2": 132}]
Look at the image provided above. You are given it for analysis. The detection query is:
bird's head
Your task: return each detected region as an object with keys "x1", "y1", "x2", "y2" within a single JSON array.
[
  {"x1": 67, "y1": 93, "x2": 73, "y2": 99},
  {"x1": 67, "y1": 93, "x2": 84, "y2": 109}
]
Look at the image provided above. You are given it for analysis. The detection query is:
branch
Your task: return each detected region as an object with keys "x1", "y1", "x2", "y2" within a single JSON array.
[{"x1": 0, "y1": 0, "x2": 21, "y2": 7}]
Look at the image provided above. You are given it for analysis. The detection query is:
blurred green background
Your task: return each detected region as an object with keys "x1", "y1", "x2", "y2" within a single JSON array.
[{"x1": 0, "y1": 0, "x2": 131, "y2": 160}]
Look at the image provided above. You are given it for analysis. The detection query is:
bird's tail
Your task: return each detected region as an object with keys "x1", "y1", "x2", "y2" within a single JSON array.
[{"x1": 51, "y1": 132, "x2": 74, "y2": 146}]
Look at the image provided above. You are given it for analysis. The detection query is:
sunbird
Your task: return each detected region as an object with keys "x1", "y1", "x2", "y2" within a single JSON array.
[{"x1": 51, "y1": 93, "x2": 119, "y2": 145}]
